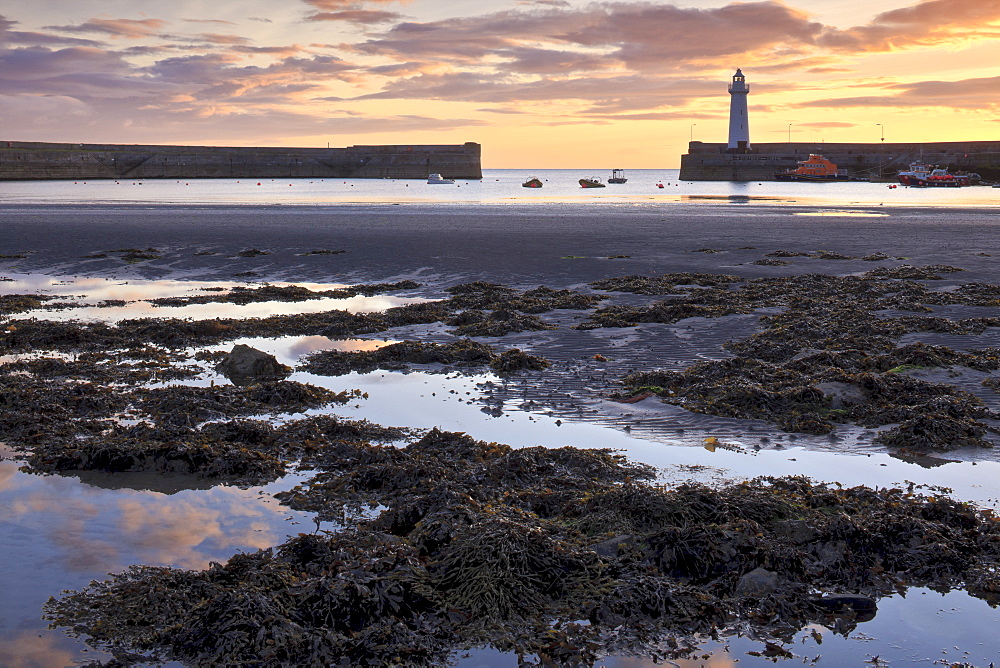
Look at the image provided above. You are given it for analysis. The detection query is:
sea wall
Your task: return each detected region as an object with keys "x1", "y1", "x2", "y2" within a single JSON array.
[
  {"x1": 0, "y1": 141, "x2": 483, "y2": 181},
  {"x1": 679, "y1": 141, "x2": 1000, "y2": 181}
]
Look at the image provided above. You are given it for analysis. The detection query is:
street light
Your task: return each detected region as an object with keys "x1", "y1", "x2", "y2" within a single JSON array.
[
  {"x1": 690, "y1": 124, "x2": 697, "y2": 141},
  {"x1": 876, "y1": 124, "x2": 885, "y2": 180},
  {"x1": 787, "y1": 123, "x2": 793, "y2": 143}
]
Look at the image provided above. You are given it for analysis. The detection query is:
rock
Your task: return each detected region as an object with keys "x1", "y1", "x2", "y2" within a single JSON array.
[
  {"x1": 815, "y1": 381, "x2": 867, "y2": 409},
  {"x1": 216, "y1": 344, "x2": 291, "y2": 384},
  {"x1": 812, "y1": 594, "x2": 878, "y2": 621},
  {"x1": 735, "y1": 567, "x2": 779, "y2": 597},
  {"x1": 591, "y1": 535, "x2": 635, "y2": 558},
  {"x1": 772, "y1": 519, "x2": 818, "y2": 544}
]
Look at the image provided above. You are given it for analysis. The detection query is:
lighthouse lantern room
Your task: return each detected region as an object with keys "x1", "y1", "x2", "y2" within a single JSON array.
[{"x1": 727, "y1": 68, "x2": 750, "y2": 153}]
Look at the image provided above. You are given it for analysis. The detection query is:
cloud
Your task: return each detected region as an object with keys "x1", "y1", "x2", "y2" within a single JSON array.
[
  {"x1": 183, "y1": 18, "x2": 238, "y2": 26},
  {"x1": 796, "y1": 121, "x2": 859, "y2": 128},
  {"x1": 306, "y1": 10, "x2": 405, "y2": 24},
  {"x1": 44, "y1": 17, "x2": 168, "y2": 40},
  {"x1": 800, "y1": 74, "x2": 1000, "y2": 110},
  {"x1": 818, "y1": 0, "x2": 1000, "y2": 51},
  {"x1": 188, "y1": 33, "x2": 254, "y2": 46},
  {"x1": 355, "y1": 70, "x2": 725, "y2": 115},
  {"x1": 350, "y1": 1, "x2": 825, "y2": 71},
  {"x1": 0, "y1": 93, "x2": 92, "y2": 124},
  {"x1": 303, "y1": 0, "x2": 404, "y2": 8}
]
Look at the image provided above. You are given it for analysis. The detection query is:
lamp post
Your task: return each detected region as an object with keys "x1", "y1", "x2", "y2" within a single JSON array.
[
  {"x1": 787, "y1": 123, "x2": 793, "y2": 144},
  {"x1": 876, "y1": 124, "x2": 884, "y2": 180},
  {"x1": 689, "y1": 124, "x2": 697, "y2": 142}
]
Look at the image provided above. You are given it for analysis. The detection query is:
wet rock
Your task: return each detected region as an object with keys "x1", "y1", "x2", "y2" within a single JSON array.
[
  {"x1": 735, "y1": 567, "x2": 780, "y2": 597},
  {"x1": 812, "y1": 593, "x2": 877, "y2": 620},
  {"x1": 591, "y1": 534, "x2": 636, "y2": 558},
  {"x1": 216, "y1": 344, "x2": 291, "y2": 383},
  {"x1": 815, "y1": 381, "x2": 867, "y2": 409},
  {"x1": 772, "y1": 519, "x2": 819, "y2": 544},
  {"x1": 301, "y1": 339, "x2": 549, "y2": 376}
]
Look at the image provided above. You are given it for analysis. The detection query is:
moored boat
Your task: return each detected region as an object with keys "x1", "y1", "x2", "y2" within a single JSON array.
[
  {"x1": 579, "y1": 177, "x2": 605, "y2": 188},
  {"x1": 522, "y1": 176, "x2": 543, "y2": 188},
  {"x1": 607, "y1": 169, "x2": 628, "y2": 184},
  {"x1": 774, "y1": 154, "x2": 849, "y2": 182},
  {"x1": 427, "y1": 173, "x2": 455, "y2": 184},
  {"x1": 897, "y1": 163, "x2": 970, "y2": 187}
]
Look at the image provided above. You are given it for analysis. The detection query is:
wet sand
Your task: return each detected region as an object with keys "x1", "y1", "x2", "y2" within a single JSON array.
[{"x1": 4, "y1": 203, "x2": 1000, "y2": 288}]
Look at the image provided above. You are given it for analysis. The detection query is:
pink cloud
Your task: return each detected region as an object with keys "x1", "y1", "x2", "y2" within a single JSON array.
[
  {"x1": 306, "y1": 10, "x2": 405, "y2": 24},
  {"x1": 44, "y1": 17, "x2": 167, "y2": 40},
  {"x1": 819, "y1": 0, "x2": 1000, "y2": 51}
]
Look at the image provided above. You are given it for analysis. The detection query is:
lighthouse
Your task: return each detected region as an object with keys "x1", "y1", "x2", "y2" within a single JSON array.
[{"x1": 727, "y1": 68, "x2": 750, "y2": 153}]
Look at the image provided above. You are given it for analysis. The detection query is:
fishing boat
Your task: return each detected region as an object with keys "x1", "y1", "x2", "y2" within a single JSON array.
[
  {"x1": 579, "y1": 177, "x2": 605, "y2": 188},
  {"x1": 774, "y1": 154, "x2": 849, "y2": 182},
  {"x1": 607, "y1": 169, "x2": 628, "y2": 184},
  {"x1": 427, "y1": 173, "x2": 455, "y2": 184},
  {"x1": 522, "y1": 176, "x2": 543, "y2": 188},
  {"x1": 897, "y1": 163, "x2": 970, "y2": 187}
]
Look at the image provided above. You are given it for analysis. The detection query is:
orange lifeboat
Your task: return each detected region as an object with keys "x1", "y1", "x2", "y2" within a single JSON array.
[{"x1": 775, "y1": 154, "x2": 849, "y2": 182}]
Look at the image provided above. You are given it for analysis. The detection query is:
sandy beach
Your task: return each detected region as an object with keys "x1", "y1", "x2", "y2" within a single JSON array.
[
  {"x1": 4, "y1": 203, "x2": 1000, "y2": 287},
  {"x1": 4, "y1": 201, "x2": 1000, "y2": 666}
]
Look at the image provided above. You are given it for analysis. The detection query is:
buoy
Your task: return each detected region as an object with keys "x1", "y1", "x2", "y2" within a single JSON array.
[{"x1": 257, "y1": 182, "x2": 261, "y2": 186}]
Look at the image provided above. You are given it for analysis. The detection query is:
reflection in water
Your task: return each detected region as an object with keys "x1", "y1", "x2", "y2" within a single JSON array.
[
  {"x1": 0, "y1": 273, "x2": 427, "y2": 323},
  {"x1": 795, "y1": 210, "x2": 889, "y2": 217},
  {"x1": 0, "y1": 457, "x2": 329, "y2": 665}
]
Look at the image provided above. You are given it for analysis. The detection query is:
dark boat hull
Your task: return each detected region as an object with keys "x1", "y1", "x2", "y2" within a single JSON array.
[{"x1": 899, "y1": 175, "x2": 970, "y2": 187}]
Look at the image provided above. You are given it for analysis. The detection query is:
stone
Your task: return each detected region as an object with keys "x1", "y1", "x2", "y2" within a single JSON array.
[
  {"x1": 216, "y1": 344, "x2": 291, "y2": 384},
  {"x1": 735, "y1": 567, "x2": 779, "y2": 597},
  {"x1": 812, "y1": 594, "x2": 878, "y2": 621},
  {"x1": 815, "y1": 381, "x2": 867, "y2": 409},
  {"x1": 772, "y1": 519, "x2": 818, "y2": 544}
]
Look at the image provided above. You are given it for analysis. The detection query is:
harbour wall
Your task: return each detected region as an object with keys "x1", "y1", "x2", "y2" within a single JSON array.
[
  {"x1": 679, "y1": 141, "x2": 1000, "y2": 181},
  {"x1": 0, "y1": 140, "x2": 482, "y2": 181}
]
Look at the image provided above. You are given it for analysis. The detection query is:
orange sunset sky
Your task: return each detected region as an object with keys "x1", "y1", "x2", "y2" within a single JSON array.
[{"x1": 1, "y1": 0, "x2": 998, "y2": 167}]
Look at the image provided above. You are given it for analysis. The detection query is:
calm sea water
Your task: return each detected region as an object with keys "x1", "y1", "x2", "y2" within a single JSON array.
[{"x1": 2, "y1": 168, "x2": 999, "y2": 208}]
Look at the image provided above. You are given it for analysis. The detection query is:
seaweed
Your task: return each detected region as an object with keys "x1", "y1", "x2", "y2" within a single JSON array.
[{"x1": 44, "y1": 437, "x2": 1000, "y2": 666}]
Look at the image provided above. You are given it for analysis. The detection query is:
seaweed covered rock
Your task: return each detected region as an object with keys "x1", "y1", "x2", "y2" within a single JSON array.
[
  {"x1": 610, "y1": 268, "x2": 1000, "y2": 446},
  {"x1": 448, "y1": 308, "x2": 557, "y2": 337},
  {"x1": 24, "y1": 430, "x2": 286, "y2": 482},
  {"x1": 300, "y1": 339, "x2": 549, "y2": 376},
  {"x1": 45, "y1": 448, "x2": 1000, "y2": 667},
  {"x1": 874, "y1": 413, "x2": 992, "y2": 451}
]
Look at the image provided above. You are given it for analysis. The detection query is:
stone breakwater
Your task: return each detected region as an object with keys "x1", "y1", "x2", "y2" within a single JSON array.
[
  {"x1": 680, "y1": 140, "x2": 1000, "y2": 182},
  {"x1": 0, "y1": 140, "x2": 482, "y2": 181}
]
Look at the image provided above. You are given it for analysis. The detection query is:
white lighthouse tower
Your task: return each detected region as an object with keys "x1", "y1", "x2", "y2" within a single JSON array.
[{"x1": 727, "y1": 68, "x2": 750, "y2": 153}]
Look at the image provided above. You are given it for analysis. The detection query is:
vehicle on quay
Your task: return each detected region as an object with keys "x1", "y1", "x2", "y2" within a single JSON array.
[{"x1": 774, "y1": 154, "x2": 849, "y2": 182}]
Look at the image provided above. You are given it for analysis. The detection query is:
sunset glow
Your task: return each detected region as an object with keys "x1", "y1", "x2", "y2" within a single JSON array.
[{"x1": 2, "y1": 0, "x2": 999, "y2": 167}]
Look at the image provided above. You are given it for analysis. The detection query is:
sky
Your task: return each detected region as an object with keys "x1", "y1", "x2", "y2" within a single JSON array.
[{"x1": 1, "y1": 0, "x2": 999, "y2": 167}]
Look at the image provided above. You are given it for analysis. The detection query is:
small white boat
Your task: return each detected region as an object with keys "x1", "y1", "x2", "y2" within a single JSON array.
[{"x1": 427, "y1": 173, "x2": 455, "y2": 184}]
